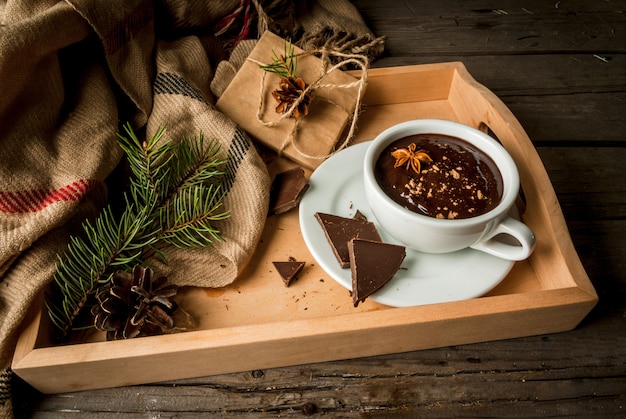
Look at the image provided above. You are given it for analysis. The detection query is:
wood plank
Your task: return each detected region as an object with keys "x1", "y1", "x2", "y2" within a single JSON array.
[
  {"x1": 31, "y1": 380, "x2": 626, "y2": 417},
  {"x1": 353, "y1": 0, "x2": 626, "y2": 55},
  {"x1": 370, "y1": 56, "x2": 626, "y2": 143},
  {"x1": 373, "y1": 55, "x2": 626, "y2": 97},
  {"x1": 534, "y1": 148, "x2": 625, "y2": 334},
  {"x1": 537, "y1": 147, "x2": 626, "y2": 218},
  {"x1": 29, "y1": 315, "x2": 626, "y2": 416},
  {"x1": 566, "y1": 219, "x2": 626, "y2": 301},
  {"x1": 354, "y1": 1, "x2": 626, "y2": 145},
  {"x1": 535, "y1": 147, "x2": 626, "y2": 302},
  {"x1": 503, "y1": 92, "x2": 626, "y2": 143}
]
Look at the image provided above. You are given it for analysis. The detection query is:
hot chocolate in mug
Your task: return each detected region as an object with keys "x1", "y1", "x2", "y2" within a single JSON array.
[{"x1": 363, "y1": 119, "x2": 535, "y2": 261}]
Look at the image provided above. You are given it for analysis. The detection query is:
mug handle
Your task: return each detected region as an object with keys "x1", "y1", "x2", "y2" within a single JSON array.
[{"x1": 470, "y1": 216, "x2": 536, "y2": 261}]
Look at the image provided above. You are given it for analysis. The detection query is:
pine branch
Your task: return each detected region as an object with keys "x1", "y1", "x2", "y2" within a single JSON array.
[
  {"x1": 259, "y1": 40, "x2": 298, "y2": 78},
  {"x1": 46, "y1": 124, "x2": 230, "y2": 338},
  {"x1": 160, "y1": 184, "x2": 230, "y2": 248},
  {"x1": 117, "y1": 124, "x2": 175, "y2": 205},
  {"x1": 46, "y1": 202, "x2": 159, "y2": 337},
  {"x1": 162, "y1": 132, "x2": 227, "y2": 196},
  {"x1": 153, "y1": 132, "x2": 230, "y2": 248}
]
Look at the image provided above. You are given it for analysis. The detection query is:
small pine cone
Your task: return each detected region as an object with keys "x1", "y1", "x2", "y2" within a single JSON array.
[
  {"x1": 91, "y1": 265, "x2": 179, "y2": 340},
  {"x1": 271, "y1": 76, "x2": 311, "y2": 119}
]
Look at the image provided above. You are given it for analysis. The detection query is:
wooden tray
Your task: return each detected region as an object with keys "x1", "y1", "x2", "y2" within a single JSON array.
[{"x1": 12, "y1": 62, "x2": 598, "y2": 394}]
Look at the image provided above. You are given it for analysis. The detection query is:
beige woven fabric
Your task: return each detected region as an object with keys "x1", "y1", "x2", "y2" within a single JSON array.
[
  {"x1": 146, "y1": 36, "x2": 270, "y2": 287},
  {"x1": 296, "y1": 0, "x2": 385, "y2": 61},
  {"x1": 1, "y1": 5, "x2": 120, "y2": 415},
  {"x1": 0, "y1": 1, "x2": 383, "y2": 417}
]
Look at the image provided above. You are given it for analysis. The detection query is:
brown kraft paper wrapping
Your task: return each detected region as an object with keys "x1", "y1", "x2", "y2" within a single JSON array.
[{"x1": 216, "y1": 31, "x2": 364, "y2": 170}]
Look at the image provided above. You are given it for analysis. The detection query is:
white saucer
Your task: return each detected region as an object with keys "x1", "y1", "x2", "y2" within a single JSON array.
[{"x1": 299, "y1": 141, "x2": 514, "y2": 307}]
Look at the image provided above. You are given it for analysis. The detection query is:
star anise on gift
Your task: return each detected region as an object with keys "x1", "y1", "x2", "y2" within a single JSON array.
[
  {"x1": 391, "y1": 143, "x2": 433, "y2": 174},
  {"x1": 91, "y1": 265, "x2": 179, "y2": 340},
  {"x1": 272, "y1": 76, "x2": 311, "y2": 119}
]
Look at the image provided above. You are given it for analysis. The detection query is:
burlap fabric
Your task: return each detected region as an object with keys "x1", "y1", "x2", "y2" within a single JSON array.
[{"x1": 0, "y1": 1, "x2": 383, "y2": 417}]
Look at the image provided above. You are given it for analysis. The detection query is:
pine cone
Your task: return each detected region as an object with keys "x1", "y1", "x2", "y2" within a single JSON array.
[
  {"x1": 272, "y1": 76, "x2": 311, "y2": 119},
  {"x1": 91, "y1": 265, "x2": 179, "y2": 340}
]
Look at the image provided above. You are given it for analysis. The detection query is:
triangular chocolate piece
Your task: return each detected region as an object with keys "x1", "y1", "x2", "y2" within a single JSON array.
[
  {"x1": 352, "y1": 209, "x2": 368, "y2": 222},
  {"x1": 314, "y1": 212, "x2": 382, "y2": 268},
  {"x1": 348, "y1": 238, "x2": 406, "y2": 307},
  {"x1": 273, "y1": 260, "x2": 306, "y2": 287}
]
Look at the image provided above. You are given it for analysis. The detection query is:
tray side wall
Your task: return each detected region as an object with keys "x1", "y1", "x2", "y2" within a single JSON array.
[
  {"x1": 14, "y1": 288, "x2": 595, "y2": 394},
  {"x1": 446, "y1": 65, "x2": 596, "y2": 299},
  {"x1": 356, "y1": 62, "x2": 456, "y2": 105}
]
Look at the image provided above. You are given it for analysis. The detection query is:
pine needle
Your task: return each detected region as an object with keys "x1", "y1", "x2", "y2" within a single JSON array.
[{"x1": 259, "y1": 40, "x2": 298, "y2": 78}]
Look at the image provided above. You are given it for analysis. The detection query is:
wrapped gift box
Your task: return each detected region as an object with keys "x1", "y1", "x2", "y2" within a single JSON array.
[{"x1": 216, "y1": 31, "x2": 363, "y2": 169}]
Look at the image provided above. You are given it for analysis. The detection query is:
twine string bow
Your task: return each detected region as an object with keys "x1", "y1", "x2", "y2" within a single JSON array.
[{"x1": 248, "y1": 45, "x2": 373, "y2": 161}]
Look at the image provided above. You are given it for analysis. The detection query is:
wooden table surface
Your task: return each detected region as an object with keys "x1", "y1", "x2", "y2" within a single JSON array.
[{"x1": 17, "y1": 0, "x2": 626, "y2": 417}]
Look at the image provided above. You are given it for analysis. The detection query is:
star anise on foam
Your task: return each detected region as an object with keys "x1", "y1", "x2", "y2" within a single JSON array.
[
  {"x1": 272, "y1": 76, "x2": 311, "y2": 119},
  {"x1": 391, "y1": 143, "x2": 433, "y2": 174}
]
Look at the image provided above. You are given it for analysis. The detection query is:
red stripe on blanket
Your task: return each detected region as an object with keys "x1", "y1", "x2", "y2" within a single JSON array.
[{"x1": 0, "y1": 179, "x2": 99, "y2": 213}]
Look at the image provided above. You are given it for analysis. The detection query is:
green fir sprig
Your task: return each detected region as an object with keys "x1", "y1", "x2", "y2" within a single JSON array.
[
  {"x1": 259, "y1": 40, "x2": 298, "y2": 78},
  {"x1": 46, "y1": 123, "x2": 230, "y2": 338}
]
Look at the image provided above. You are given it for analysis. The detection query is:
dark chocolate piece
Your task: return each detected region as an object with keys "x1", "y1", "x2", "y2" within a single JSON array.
[
  {"x1": 314, "y1": 212, "x2": 382, "y2": 268},
  {"x1": 348, "y1": 238, "x2": 406, "y2": 307},
  {"x1": 269, "y1": 167, "x2": 310, "y2": 215},
  {"x1": 273, "y1": 260, "x2": 306, "y2": 287},
  {"x1": 352, "y1": 209, "x2": 368, "y2": 222}
]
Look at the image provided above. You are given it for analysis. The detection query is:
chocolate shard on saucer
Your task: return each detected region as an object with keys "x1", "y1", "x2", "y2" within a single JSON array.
[
  {"x1": 314, "y1": 211, "x2": 382, "y2": 268},
  {"x1": 273, "y1": 259, "x2": 306, "y2": 287},
  {"x1": 352, "y1": 209, "x2": 368, "y2": 222},
  {"x1": 348, "y1": 238, "x2": 406, "y2": 307},
  {"x1": 268, "y1": 167, "x2": 309, "y2": 215}
]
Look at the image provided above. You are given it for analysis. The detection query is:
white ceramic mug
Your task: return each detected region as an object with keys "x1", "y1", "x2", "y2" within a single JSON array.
[{"x1": 363, "y1": 119, "x2": 535, "y2": 261}]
